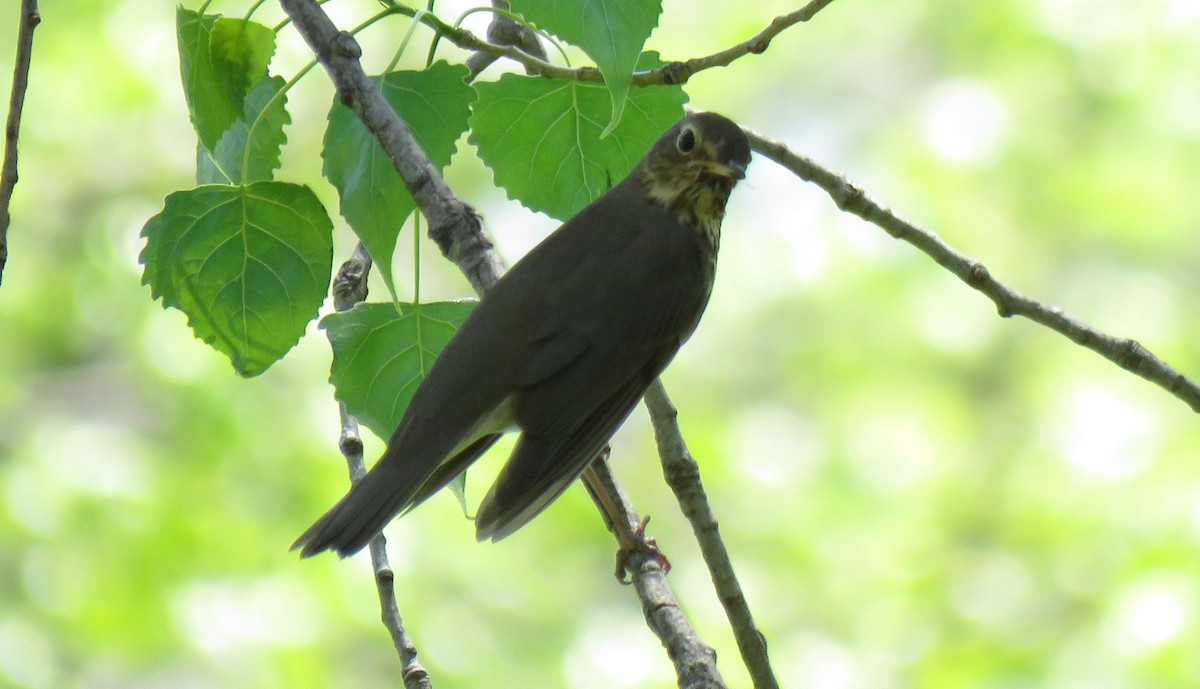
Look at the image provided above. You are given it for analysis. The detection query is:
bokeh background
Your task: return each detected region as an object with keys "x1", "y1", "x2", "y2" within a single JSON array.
[{"x1": 2, "y1": 1, "x2": 1200, "y2": 687}]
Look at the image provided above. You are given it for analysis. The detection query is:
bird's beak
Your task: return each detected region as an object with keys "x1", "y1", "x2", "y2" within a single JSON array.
[{"x1": 701, "y1": 159, "x2": 747, "y2": 180}]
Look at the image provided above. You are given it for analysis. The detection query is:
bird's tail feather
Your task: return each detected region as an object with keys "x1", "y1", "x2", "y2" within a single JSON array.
[
  {"x1": 292, "y1": 432, "x2": 506, "y2": 558},
  {"x1": 291, "y1": 462, "x2": 412, "y2": 558}
]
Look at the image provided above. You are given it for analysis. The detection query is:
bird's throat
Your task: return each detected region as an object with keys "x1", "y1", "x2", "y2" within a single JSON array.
[{"x1": 643, "y1": 169, "x2": 733, "y2": 254}]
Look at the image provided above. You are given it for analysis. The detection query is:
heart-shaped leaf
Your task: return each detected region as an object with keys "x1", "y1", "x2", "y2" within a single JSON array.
[
  {"x1": 470, "y1": 64, "x2": 686, "y2": 220},
  {"x1": 509, "y1": 0, "x2": 662, "y2": 134},
  {"x1": 140, "y1": 182, "x2": 333, "y2": 377},
  {"x1": 176, "y1": 8, "x2": 275, "y2": 150},
  {"x1": 322, "y1": 301, "x2": 476, "y2": 440}
]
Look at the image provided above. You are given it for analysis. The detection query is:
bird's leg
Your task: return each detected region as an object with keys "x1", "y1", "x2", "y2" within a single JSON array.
[{"x1": 582, "y1": 450, "x2": 671, "y2": 583}]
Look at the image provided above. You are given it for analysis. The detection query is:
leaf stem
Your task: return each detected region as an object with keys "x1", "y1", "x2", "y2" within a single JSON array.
[
  {"x1": 412, "y1": 212, "x2": 422, "y2": 306},
  {"x1": 243, "y1": 0, "x2": 269, "y2": 21},
  {"x1": 384, "y1": 9, "x2": 431, "y2": 74},
  {"x1": 239, "y1": 59, "x2": 314, "y2": 182}
]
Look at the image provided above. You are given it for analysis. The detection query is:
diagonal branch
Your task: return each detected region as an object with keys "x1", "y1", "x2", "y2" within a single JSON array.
[
  {"x1": 644, "y1": 381, "x2": 778, "y2": 689},
  {"x1": 0, "y1": 0, "x2": 41, "y2": 288},
  {"x1": 630, "y1": 0, "x2": 839, "y2": 86},
  {"x1": 583, "y1": 459, "x2": 727, "y2": 689},
  {"x1": 743, "y1": 127, "x2": 1200, "y2": 413},
  {"x1": 280, "y1": 0, "x2": 503, "y2": 295}
]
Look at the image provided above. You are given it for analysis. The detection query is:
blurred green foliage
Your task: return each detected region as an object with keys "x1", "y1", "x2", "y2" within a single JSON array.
[{"x1": 1, "y1": 1, "x2": 1199, "y2": 688}]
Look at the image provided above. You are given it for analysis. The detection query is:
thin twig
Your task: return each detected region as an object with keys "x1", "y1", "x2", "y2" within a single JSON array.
[
  {"x1": 464, "y1": 0, "x2": 548, "y2": 82},
  {"x1": 630, "y1": 0, "x2": 839, "y2": 86},
  {"x1": 378, "y1": 1, "x2": 837, "y2": 87},
  {"x1": 327, "y1": 243, "x2": 433, "y2": 689},
  {"x1": 644, "y1": 381, "x2": 778, "y2": 689},
  {"x1": 743, "y1": 127, "x2": 1200, "y2": 414},
  {"x1": 342, "y1": 407, "x2": 433, "y2": 689},
  {"x1": 0, "y1": 0, "x2": 40, "y2": 287}
]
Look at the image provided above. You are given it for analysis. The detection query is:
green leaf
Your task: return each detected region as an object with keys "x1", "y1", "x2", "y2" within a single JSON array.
[
  {"x1": 323, "y1": 301, "x2": 476, "y2": 441},
  {"x1": 177, "y1": 9, "x2": 229, "y2": 149},
  {"x1": 210, "y1": 17, "x2": 275, "y2": 110},
  {"x1": 509, "y1": 0, "x2": 662, "y2": 134},
  {"x1": 322, "y1": 62, "x2": 475, "y2": 298},
  {"x1": 197, "y1": 74, "x2": 290, "y2": 185},
  {"x1": 139, "y1": 182, "x2": 333, "y2": 377},
  {"x1": 176, "y1": 8, "x2": 275, "y2": 149},
  {"x1": 469, "y1": 65, "x2": 686, "y2": 220}
]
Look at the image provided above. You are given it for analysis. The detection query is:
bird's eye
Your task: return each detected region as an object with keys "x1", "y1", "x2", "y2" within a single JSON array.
[{"x1": 676, "y1": 127, "x2": 697, "y2": 154}]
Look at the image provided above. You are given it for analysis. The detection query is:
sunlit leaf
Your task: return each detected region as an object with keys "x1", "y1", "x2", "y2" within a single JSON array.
[
  {"x1": 197, "y1": 75, "x2": 290, "y2": 185},
  {"x1": 140, "y1": 182, "x2": 333, "y2": 377},
  {"x1": 469, "y1": 62, "x2": 685, "y2": 220},
  {"x1": 509, "y1": 0, "x2": 662, "y2": 134},
  {"x1": 209, "y1": 17, "x2": 275, "y2": 111},
  {"x1": 322, "y1": 300, "x2": 476, "y2": 441},
  {"x1": 176, "y1": 8, "x2": 275, "y2": 149}
]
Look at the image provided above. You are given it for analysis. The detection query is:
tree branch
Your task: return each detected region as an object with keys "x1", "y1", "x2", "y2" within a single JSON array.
[
  {"x1": 327, "y1": 243, "x2": 433, "y2": 689},
  {"x1": 743, "y1": 127, "x2": 1200, "y2": 413},
  {"x1": 644, "y1": 381, "x2": 778, "y2": 689},
  {"x1": 0, "y1": 0, "x2": 40, "y2": 288},
  {"x1": 280, "y1": 0, "x2": 504, "y2": 294},
  {"x1": 583, "y1": 459, "x2": 726, "y2": 689},
  {"x1": 342, "y1": 406, "x2": 433, "y2": 689},
  {"x1": 384, "y1": 0, "x2": 838, "y2": 87},
  {"x1": 632, "y1": 0, "x2": 839, "y2": 86},
  {"x1": 464, "y1": 0, "x2": 548, "y2": 82}
]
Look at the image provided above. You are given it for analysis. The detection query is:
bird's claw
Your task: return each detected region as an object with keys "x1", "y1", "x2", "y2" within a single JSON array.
[{"x1": 614, "y1": 515, "x2": 671, "y2": 584}]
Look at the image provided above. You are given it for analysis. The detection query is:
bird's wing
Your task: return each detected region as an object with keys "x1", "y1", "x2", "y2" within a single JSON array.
[
  {"x1": 512, "y1": 278, "x2": 708, "y2": 438},
  {"x1": 510, "y1": 210, "x2": 712, "y2": 409},
  {"x1": 474, "y1": 345, "x2": 676, "y2": 541},
  {"x1": 513, "y1": 325, "x2": 591, "y2": 388},
  {"x1": 472, "y1": 215, "x2": 713, "y2": 541}
]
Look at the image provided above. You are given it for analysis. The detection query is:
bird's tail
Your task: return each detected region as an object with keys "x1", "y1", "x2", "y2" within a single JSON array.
[
  {"x1": 291, "y1": 462, "x2": 411, "y2": 558},
  {"x1": 293, "y1": 432, "x2": 505, "y2": 558}
]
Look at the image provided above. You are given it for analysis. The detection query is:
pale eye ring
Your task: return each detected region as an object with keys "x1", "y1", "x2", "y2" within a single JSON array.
[{"x1": 676, "y1": 126, "x2": 697, "y2": 154}]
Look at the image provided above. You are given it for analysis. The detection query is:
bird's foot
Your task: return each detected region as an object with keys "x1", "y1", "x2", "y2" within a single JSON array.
[{"x1": 615, "y1": 515, "x2": 671, "y2": 584}]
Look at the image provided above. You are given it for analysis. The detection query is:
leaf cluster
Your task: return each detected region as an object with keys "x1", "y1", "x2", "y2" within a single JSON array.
[{"x1": 141, "y1": 1, "x2": 684, "y2": 439}]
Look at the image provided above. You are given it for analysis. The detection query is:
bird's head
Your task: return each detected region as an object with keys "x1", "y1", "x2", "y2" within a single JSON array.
[{"x1": 641, "y1": 112, "x2": 752, "y2": 236}]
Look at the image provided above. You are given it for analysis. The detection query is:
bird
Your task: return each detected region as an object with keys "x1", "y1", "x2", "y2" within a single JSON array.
[{"x1": 293, "y1": 111, "x2": 751, "y2": 558}]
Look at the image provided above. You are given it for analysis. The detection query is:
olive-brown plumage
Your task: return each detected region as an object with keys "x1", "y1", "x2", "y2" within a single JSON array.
[{"x1": 294, "y1": 112, "x2": 751, "y2": 557}]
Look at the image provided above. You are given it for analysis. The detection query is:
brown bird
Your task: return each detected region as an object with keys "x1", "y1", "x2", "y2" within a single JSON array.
[{"x1": 294, "y1": 111, "x2": 751, "y2": 557}]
